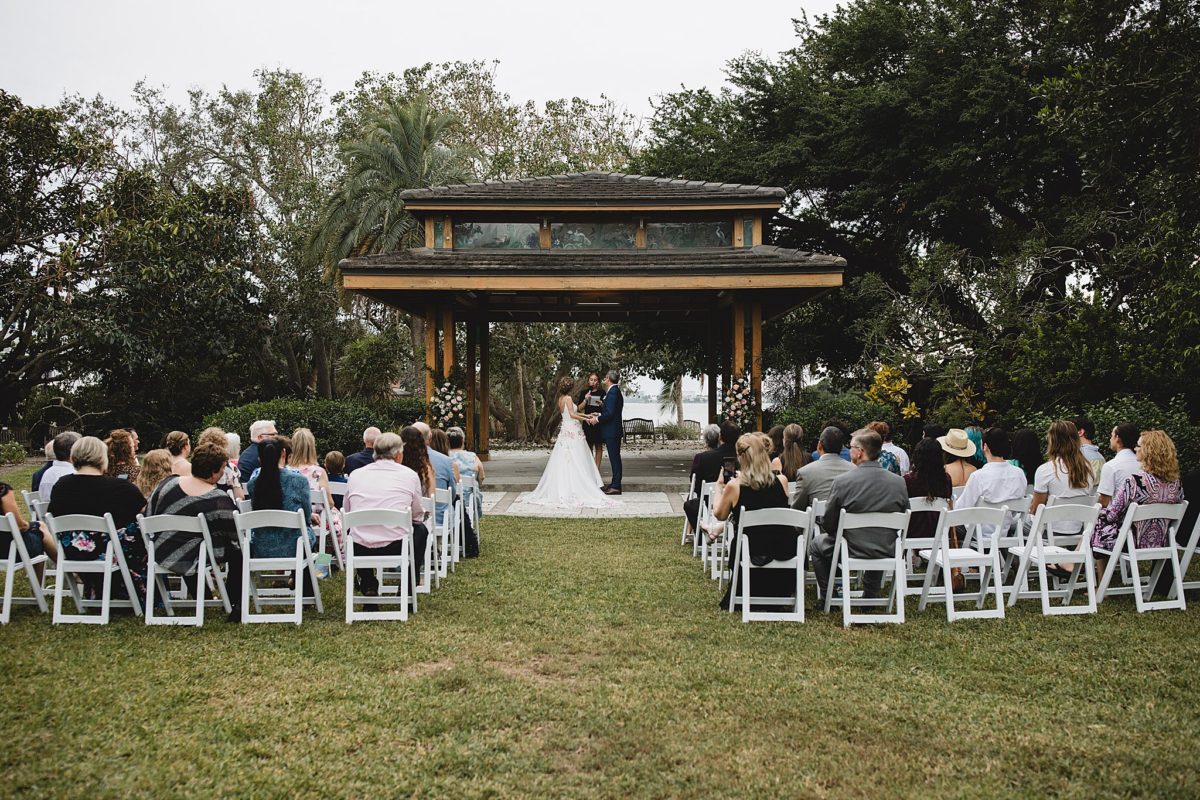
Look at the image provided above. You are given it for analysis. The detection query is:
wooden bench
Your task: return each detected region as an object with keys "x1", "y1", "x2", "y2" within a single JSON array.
[{"x1": 622, "y1": 418, "x2": 665, "y2": 444}]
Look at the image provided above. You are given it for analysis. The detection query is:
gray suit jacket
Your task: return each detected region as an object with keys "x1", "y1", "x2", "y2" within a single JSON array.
[
  {"x1": 820, "y1": 460, "x2": 910, "y2": 558},
  {"x1": 790, "y1": 453, "x2": 854, "y2": 511}
]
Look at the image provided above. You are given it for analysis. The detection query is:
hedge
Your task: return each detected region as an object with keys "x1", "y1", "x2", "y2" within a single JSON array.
[
  {"x1": 202, "y1": 397, "x2": 426, "y2": 458},
  {"x1": 771, "y1": 387, "x2": 901, "y2": 451}
]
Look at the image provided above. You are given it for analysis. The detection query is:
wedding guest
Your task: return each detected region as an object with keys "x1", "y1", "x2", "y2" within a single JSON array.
[
  {"x1": 1030, "y1": 421, "x2": 1095, "y2": 568},
  {"x1": 1098, "y1": 423, "x2": 1140, "y2": 508},
  {"x1": 135, "y1": 449, "x2": 174, "y2": 498},
  {"x1": 104, "y1": 429, "x2": 142, "y2": 484},
  {"x1": 245, "y1": 438, "x2": 317, "y2": 571},
  {"x1": 904, "y1": 438, "x2": 954, "y2": 540},
  {"x1": 47, "y1": 436, "x2": 148, "y2": 600},
  {"x1": 30, "y1": 440, "x2": 55, "y2": 493},
  {"x1": 868, "y1": 421, "x2": 902, "y2": 475},
  {"x1": 429, "y1": 428, "x2": 451, "y2": 456},
  {"x1": 715, "y1": 433, "x2": 794, "y2": 610},
  {"x1": 290, "y1": 427, "x2": 336, "y2": 520},
  {"x1": 814, "y1": 428, "x2": 910, "y2": 601},
  {"x1": 413, "y1": 421, "x2": 477, "y2": 557},
  {"x1": 1010, "y1": 428, "x2": 1042, "y2": 485},
  {"x1": 771, "y1": 424, "x2": 811, "y2": 481},
  {"x1": 236, "y1": 419, "x2": 277, "y2": 480},
  {"x1": 577, "y1": 372, "x2": 606, "y2": 469},
  {"x1": 343, "y1": 431, "x2": 430, "y2": 598},
  {"x1": 966, "y1": 426, "x2": 986, "y2": 469},
  {"x1": 1, "y1": 476, "x2": 57, "y2": 577},
  {"x1": 164, "y1": 431, "x2": 192, "y2": 477},
  {"x1": 324, "y1": 450, "x2": 348, "y2": 510},
  {"x1": 767, "y1": 425, "x2": 785, "y2": 462},
  {"x1": 878, "y1": 422, "x2": 912, "y2": 479},
  {"x1": 447, "y1": 426, "x2": 485, "y2": 524},
  {"x1": 145, "y1": 442, "x2": 244, "y2": 621},
  {"x1": 956, "y1": 427, "x2": 1028, "y2": 545},
  {"x1": 1090, "y1": 431, "x2": 1184, "y2": 576},
  {"x1": 684, "y1": 423, "x2": 736, "y2": 533},
  {"x1": 810, "y1": 418, "x2": 852, "y2": 462},
  {"x1": 196, "y1": 427, "x2": 242, "y2": 499},
  {"x1": 1072, "y1": 416, "x2": 1106, "y2": 484},
  {"x1": 345, "y1": 426, "x2": 381, "y2": 474},
  {"x1": 791, "y1": 426, "x2": 853, "y2": 513},
  {"x1": 400, "y1": 426, "x2": 436, "y2": 497},
  {"x1": 938, "y1": 428, "x2": 978, "y2": 487},
  {"x1": 38, "y1": 431, "x2": 81, "y2": 502}
]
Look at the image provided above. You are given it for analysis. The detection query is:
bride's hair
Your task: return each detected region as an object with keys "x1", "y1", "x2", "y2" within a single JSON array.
[{"x1": 558, "y1": 376, "x2": 575, "y2": 396}]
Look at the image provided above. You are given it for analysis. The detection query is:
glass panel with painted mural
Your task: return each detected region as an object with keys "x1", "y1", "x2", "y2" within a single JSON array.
[
  {"x1": 742, "y1": 218, "x2": 754, "y2": 247},
  {"x1": 551, "y1": 222, "x2": 636, "y2": 249},
  {"x1": 433, "y1": 219, "x2": 444, "y2": 249},
  {"x1": 453, "y1": 221, "x2": 540, "y2": 249},
  {"x1": 646, "y1": 221, "x2": 733, "y2": 249}
]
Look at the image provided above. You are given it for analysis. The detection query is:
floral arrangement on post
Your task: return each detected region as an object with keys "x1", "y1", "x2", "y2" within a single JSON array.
[
  {"x1": 431, "y1": 379, "x2": 466, "y2": 429},
  {"x1": 723, "y1": 371, "x2": 757, "y2": 431}
]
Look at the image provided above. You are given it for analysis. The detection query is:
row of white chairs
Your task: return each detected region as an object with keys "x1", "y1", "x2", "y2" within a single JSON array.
[
  {"x1": 680, "y1": 480, "x2": 1200, "y2": 627},
  {"x1": 2, "y1": 478, "x2": 481, "y2": 626}
]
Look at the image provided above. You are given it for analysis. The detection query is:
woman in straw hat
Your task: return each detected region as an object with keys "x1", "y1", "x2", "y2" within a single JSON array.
[{"x1": 938, "y1": 428, "x2": 978, "y2": 487}]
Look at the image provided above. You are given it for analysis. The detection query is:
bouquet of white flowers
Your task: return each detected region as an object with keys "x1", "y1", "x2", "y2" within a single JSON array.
[{"x1": 431, "y1": 380, "x2": 467, "y2": 429}]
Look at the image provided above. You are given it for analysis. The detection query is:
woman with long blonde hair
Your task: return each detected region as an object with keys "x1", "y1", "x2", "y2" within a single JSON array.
[
  {"x1": 1091, "y1": 430, "x2": 1185, "y2": 575},
  {"x1": 713, "y1": 433, "x2": 795, "y2": 610},
  {"x1": 135, "y1": 449, "x2": 174, "y2": 498}
]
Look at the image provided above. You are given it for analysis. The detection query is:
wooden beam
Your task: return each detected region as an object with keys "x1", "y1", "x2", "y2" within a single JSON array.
[
  {"x1": 424, "y1": 217, "x2": 434, "y2": 248},
  {"x1": 751, "y1": 300, "x2": 763, "y2": 432},
  {"x1": 478, "y1": 317, "x2": 490, "y2": 461},
  {"x1": 424, "y1": 307, "x2": 437, "y2": 424},
  {"x1": 441, "y1": 308, "x2": 455, "y2": 379},
  {"x1": 403, "y1": 202, "x2": 783, "y2": 212},
  {"x1": 635, "y1": 219, "x2": 647, "y2": 248},
  {"x1": 538, "y1": 220, "x2": 551, "y2": 249},
  {"x1": 465, "y1": 318, "x2": 477, "y2": 449},
  {"x1": 344, "y1": 273, "x2": 843, "y2": 292},
  {"x1": 733, "y1": 215, "x2": 744, "y2": 247},
  {"x1": 752, "y1": 216, "x2": 763, "y2": 246},
  {"x1": 443, "y1": 216, "x2": 453, "y2": 249},
  {"x1": 732, "y1": 300, "x2": 745, "y2": 376}
]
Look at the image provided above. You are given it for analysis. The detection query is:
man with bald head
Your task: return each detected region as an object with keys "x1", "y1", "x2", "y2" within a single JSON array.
[{"x1": 345, "y1": 426, "x2": 381, "y2": 474}]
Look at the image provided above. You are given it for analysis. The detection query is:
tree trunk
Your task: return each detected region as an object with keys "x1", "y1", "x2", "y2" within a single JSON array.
[
  {"x1": 674, "y1": 374, "x2": 685, "y2": 425},
  {"x1": 489, "y1": 395, "x2": 513, "y2": 437},
  {"x1": 407, "y1": 313, "x2": 424, "y2": 391},
  {"x1": 512, "y1": 355, "x2": 529, "y2": 440},
  {"x1": 313, "y1": 332, "x2": 333, "y2": 399},
  {"x1": 281, "y1": 338, "x2": 304, "y2": 395}
]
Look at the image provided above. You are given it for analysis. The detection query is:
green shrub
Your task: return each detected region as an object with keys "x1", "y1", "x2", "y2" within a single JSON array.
[
  {"x1": 772, "y1": 386, "x2": 901, "y2": 451},
  {"x1": 0, "y1": 441, "x2": 26, "y2": 466},
  {"x1": 658, "y1": 423, "x2": 700, "y2": 441},
  {"x1": 202, "y1": 397, "x2": 427, "y2": 457}
]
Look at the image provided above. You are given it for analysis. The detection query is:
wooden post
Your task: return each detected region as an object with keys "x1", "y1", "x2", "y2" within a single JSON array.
[
  {"x1": 424, "y1": 307, "x2": 437, "y2": 424},
  {"x1": 751, "y1": 300, "x2": 763, "y2": 432},
  {"x1": 479, "y1": 316, "x2": 490, "y2": 461},
  {"x1": 732, "y1": 298, "x2": 745, "y2": 376},
  {"x1": 465, "y1": 318, "x2": 477, "y2": 449},
  {"x1": 442, "y1": 308, "x2": 455, "y2": 379},
  {"x1": 706, "y1": 323, "x2": 718, "y2": 424}
]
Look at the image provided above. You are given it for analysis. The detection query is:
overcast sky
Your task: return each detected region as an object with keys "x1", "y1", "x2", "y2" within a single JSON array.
[{"x1": 2, "y1": 0, "x2": 841, "y2": 118}]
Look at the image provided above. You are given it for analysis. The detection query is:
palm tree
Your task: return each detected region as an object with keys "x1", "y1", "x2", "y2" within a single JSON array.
[{"x1": 309, "y1": 99, "x2": 474, "y2": 271}]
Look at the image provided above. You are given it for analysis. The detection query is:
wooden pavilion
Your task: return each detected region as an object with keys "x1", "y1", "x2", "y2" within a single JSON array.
[{"x1": 339, "y1": 171, "x2": 845, "y2": 458}]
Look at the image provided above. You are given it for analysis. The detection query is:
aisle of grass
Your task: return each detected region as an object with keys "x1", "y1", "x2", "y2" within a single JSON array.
[{"x1": 2, "y1": 503, "x2": 1199, "y2": 797}]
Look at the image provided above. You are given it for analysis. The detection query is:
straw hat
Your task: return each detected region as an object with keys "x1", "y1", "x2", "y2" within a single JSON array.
[{"x1": 937, "y1": 428, "x2": 977, "y2": 458}]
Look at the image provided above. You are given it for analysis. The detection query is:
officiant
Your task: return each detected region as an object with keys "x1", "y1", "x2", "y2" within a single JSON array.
[{"x1": 577, "y1": 371, "x2": 606, "y2": 469}]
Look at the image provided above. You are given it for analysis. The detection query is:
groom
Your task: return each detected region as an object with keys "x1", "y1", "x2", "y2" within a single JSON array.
[{"x1": 589, "y1": 369, "x2": 624, "y2": 495}]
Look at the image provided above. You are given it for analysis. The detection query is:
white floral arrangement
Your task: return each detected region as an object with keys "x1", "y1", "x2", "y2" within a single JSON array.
[
  {"x1": 723, "y1": 371, "x2": 757, "y2": 430},
  {"x1": 431, "y1": 380, "x2": 467, "y2": 429}
]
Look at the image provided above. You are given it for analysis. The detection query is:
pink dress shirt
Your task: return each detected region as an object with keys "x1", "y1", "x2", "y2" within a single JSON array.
[{"x1": 343, "y1": 459, "x2": 426, "y2": 547}]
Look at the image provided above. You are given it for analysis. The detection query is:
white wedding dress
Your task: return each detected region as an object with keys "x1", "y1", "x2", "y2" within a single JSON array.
[{"x1": 525, "y1": 400, "x2": 614, "y2": 508}]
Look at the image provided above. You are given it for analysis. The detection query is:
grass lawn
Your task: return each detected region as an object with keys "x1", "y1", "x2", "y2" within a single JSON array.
[{"x1": 2, "y1": 470, "x2": 1199, "y2": 797}]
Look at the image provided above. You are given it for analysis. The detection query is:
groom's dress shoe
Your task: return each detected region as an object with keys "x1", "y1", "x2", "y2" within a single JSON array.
[
  {"x1": 603, "y1": 487, "x2": 622, "y2": 496},
  {"x1": 601, "y1": 484, "x2": 611, "y2": 491}
]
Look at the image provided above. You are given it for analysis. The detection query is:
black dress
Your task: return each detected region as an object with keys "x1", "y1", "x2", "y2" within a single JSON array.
[
  {"x1": 718, "y1": 478, "x2": 798, "y2": 609},
  {"x1": 579, "y1": 388, "x2": 605, "y2": 448}
]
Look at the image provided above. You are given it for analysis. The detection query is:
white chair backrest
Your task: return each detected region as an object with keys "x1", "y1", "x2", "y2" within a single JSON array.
[
  {"x1": 33, "y1": 500, "x2": 49, "y2": 522},
  {"x1": 421, "y1": 496, "x2": 435, "y2": 514},
  {"x1": 233, "y1": 508, "x2": 307, "y2": 536},
  {"x1": 1127, "y1": 501, "x2": 1187, "y2": 525},
  {"x1": 22, "y1": 491, "x2": 41, "y2": 520},
  {"x1": 343, "y1": 508, "x2": 413, "y2": 532},
  {"x1": 0, "y1": 511, "x2": 18, "y2": 536},
  {"x1": 737, "y1": 506, "x2": 813, "y2": 535},
  {"x1": 810, "y1": 499, "x2": 827, "y2": 518},
  {"x1": 136, "y1": 512, "x2": 208, "y2": 537},
  {"x1": 237, "y1": 499, "x2": 253, "y2": 513},
  {"x1": 951, "y1": 485, "x2": 966, "y2": 500},
  {"x1": 943, "y1": 506, "x2": 1008, "y2": 537},
  {"x1": 838, "y1": 510, "x2": 910, "y2": 534},
  {"x1": 1047, "y1": 494, "x2": 1094, "y2": 508},
  {"x1": 434, "y1": 487, "x2": 453, "y2": 504},
  {"x1": 909, "y1": 497, "x2": 950, "y2": 513},
  {"x1": 309, "y1": 489, "x2": 325, "y2": 505},
  {"x1": 44, "y1": 512, "x2": 118, "y2": 538},
  {"x1": 327, "y1": 483, "x2": 348, "y2": 498},
  {"x1": 460, "y1": 475, "x2": 478, "y2": 493}
]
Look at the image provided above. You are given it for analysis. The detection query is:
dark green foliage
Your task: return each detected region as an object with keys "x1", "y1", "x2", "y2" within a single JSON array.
[
  {"x1": 1018, "y1": 395, "x2": 1200, "y2": 472},
  {"x1": 203, "y1": 397, "x2": 426, "y2": 457},
  {"x1": 771, "y1": 386, "x2": 900, "y2": 451}
]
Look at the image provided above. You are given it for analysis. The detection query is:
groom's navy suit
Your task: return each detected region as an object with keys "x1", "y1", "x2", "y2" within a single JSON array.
[{"x1": 596, "y1": 384, "x2": 624, "y2": 490}]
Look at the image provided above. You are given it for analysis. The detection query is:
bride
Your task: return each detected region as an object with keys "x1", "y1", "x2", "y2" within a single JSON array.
[{"x1": 525, "y1": 376, "x2": 614, "y2": 508}]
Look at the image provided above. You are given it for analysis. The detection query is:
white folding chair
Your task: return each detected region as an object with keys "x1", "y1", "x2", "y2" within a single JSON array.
[
  {"x1": 46, "y1": 512, "x2": 143, "y2": 624},
  {"x1": 310, "y1": 489, "x2": 345, "y2": 571},
  {"x1": 1007, "y1": 503, "x2": 1100, "y2": 615},
  {"x1": 137, "y1": 512, "x2": 231, "y2": 626},
  {"x1": 21, "y1": 491, "x2": 41, "y2": 522},
  {"x1": 694, "y1": 481, "x2": 716, "y2": 560},
  {"x1": 917, "y1": 506, "x2": 1007, "y2": 620},
  {"x1": 803, "y1": 499, "x2": 827, "y2": 589},
  {"x1": 234, "y1": 509, "x2": 323, "y2": 625},
  {"x1": 1, "y1": 511, "x2": 49, "y2": 623},
  {"x1": 903, "y1": 498, "x2": 948, "y2": 597},
  {"x1": 237, "y1": 499, "x2": 253, "y2": 513},
  {"x1": 32, "y1": 499, "x2": 49, "y2": 523},
  {"x1": 680, "y1": 480, "x2": 698, "y2": 545},
  {"x1": 343, "y1": 509, "x2": 414, "y2": 623},
  {"x1": 433, "y1": 487, "x2": 455, "y2": 581},
  {"x1": 1170, "y1": 515, "x2": 1200, "y2": 601},
  {"x1": 1095, "y1": 501, "x2": 1188, "y2": 612},
  {"x1": 727, "y1": 507, "x2": 811, "y2": 623},
  {"x1": 450, "y1": 487, "x2": 466, "y2": 568},
  {"x1": 952, "y1": 485, "x2": 966, "y2": 501},
  {"x1": 969, "y1": 496, "x2": 1031, "y2": 583},
  {"x1": 824, "y1": 510, "x2": 911, "y2": 627},
  {"x1": 416, "y1": 496, "x2": 436, "y2": 594}
]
